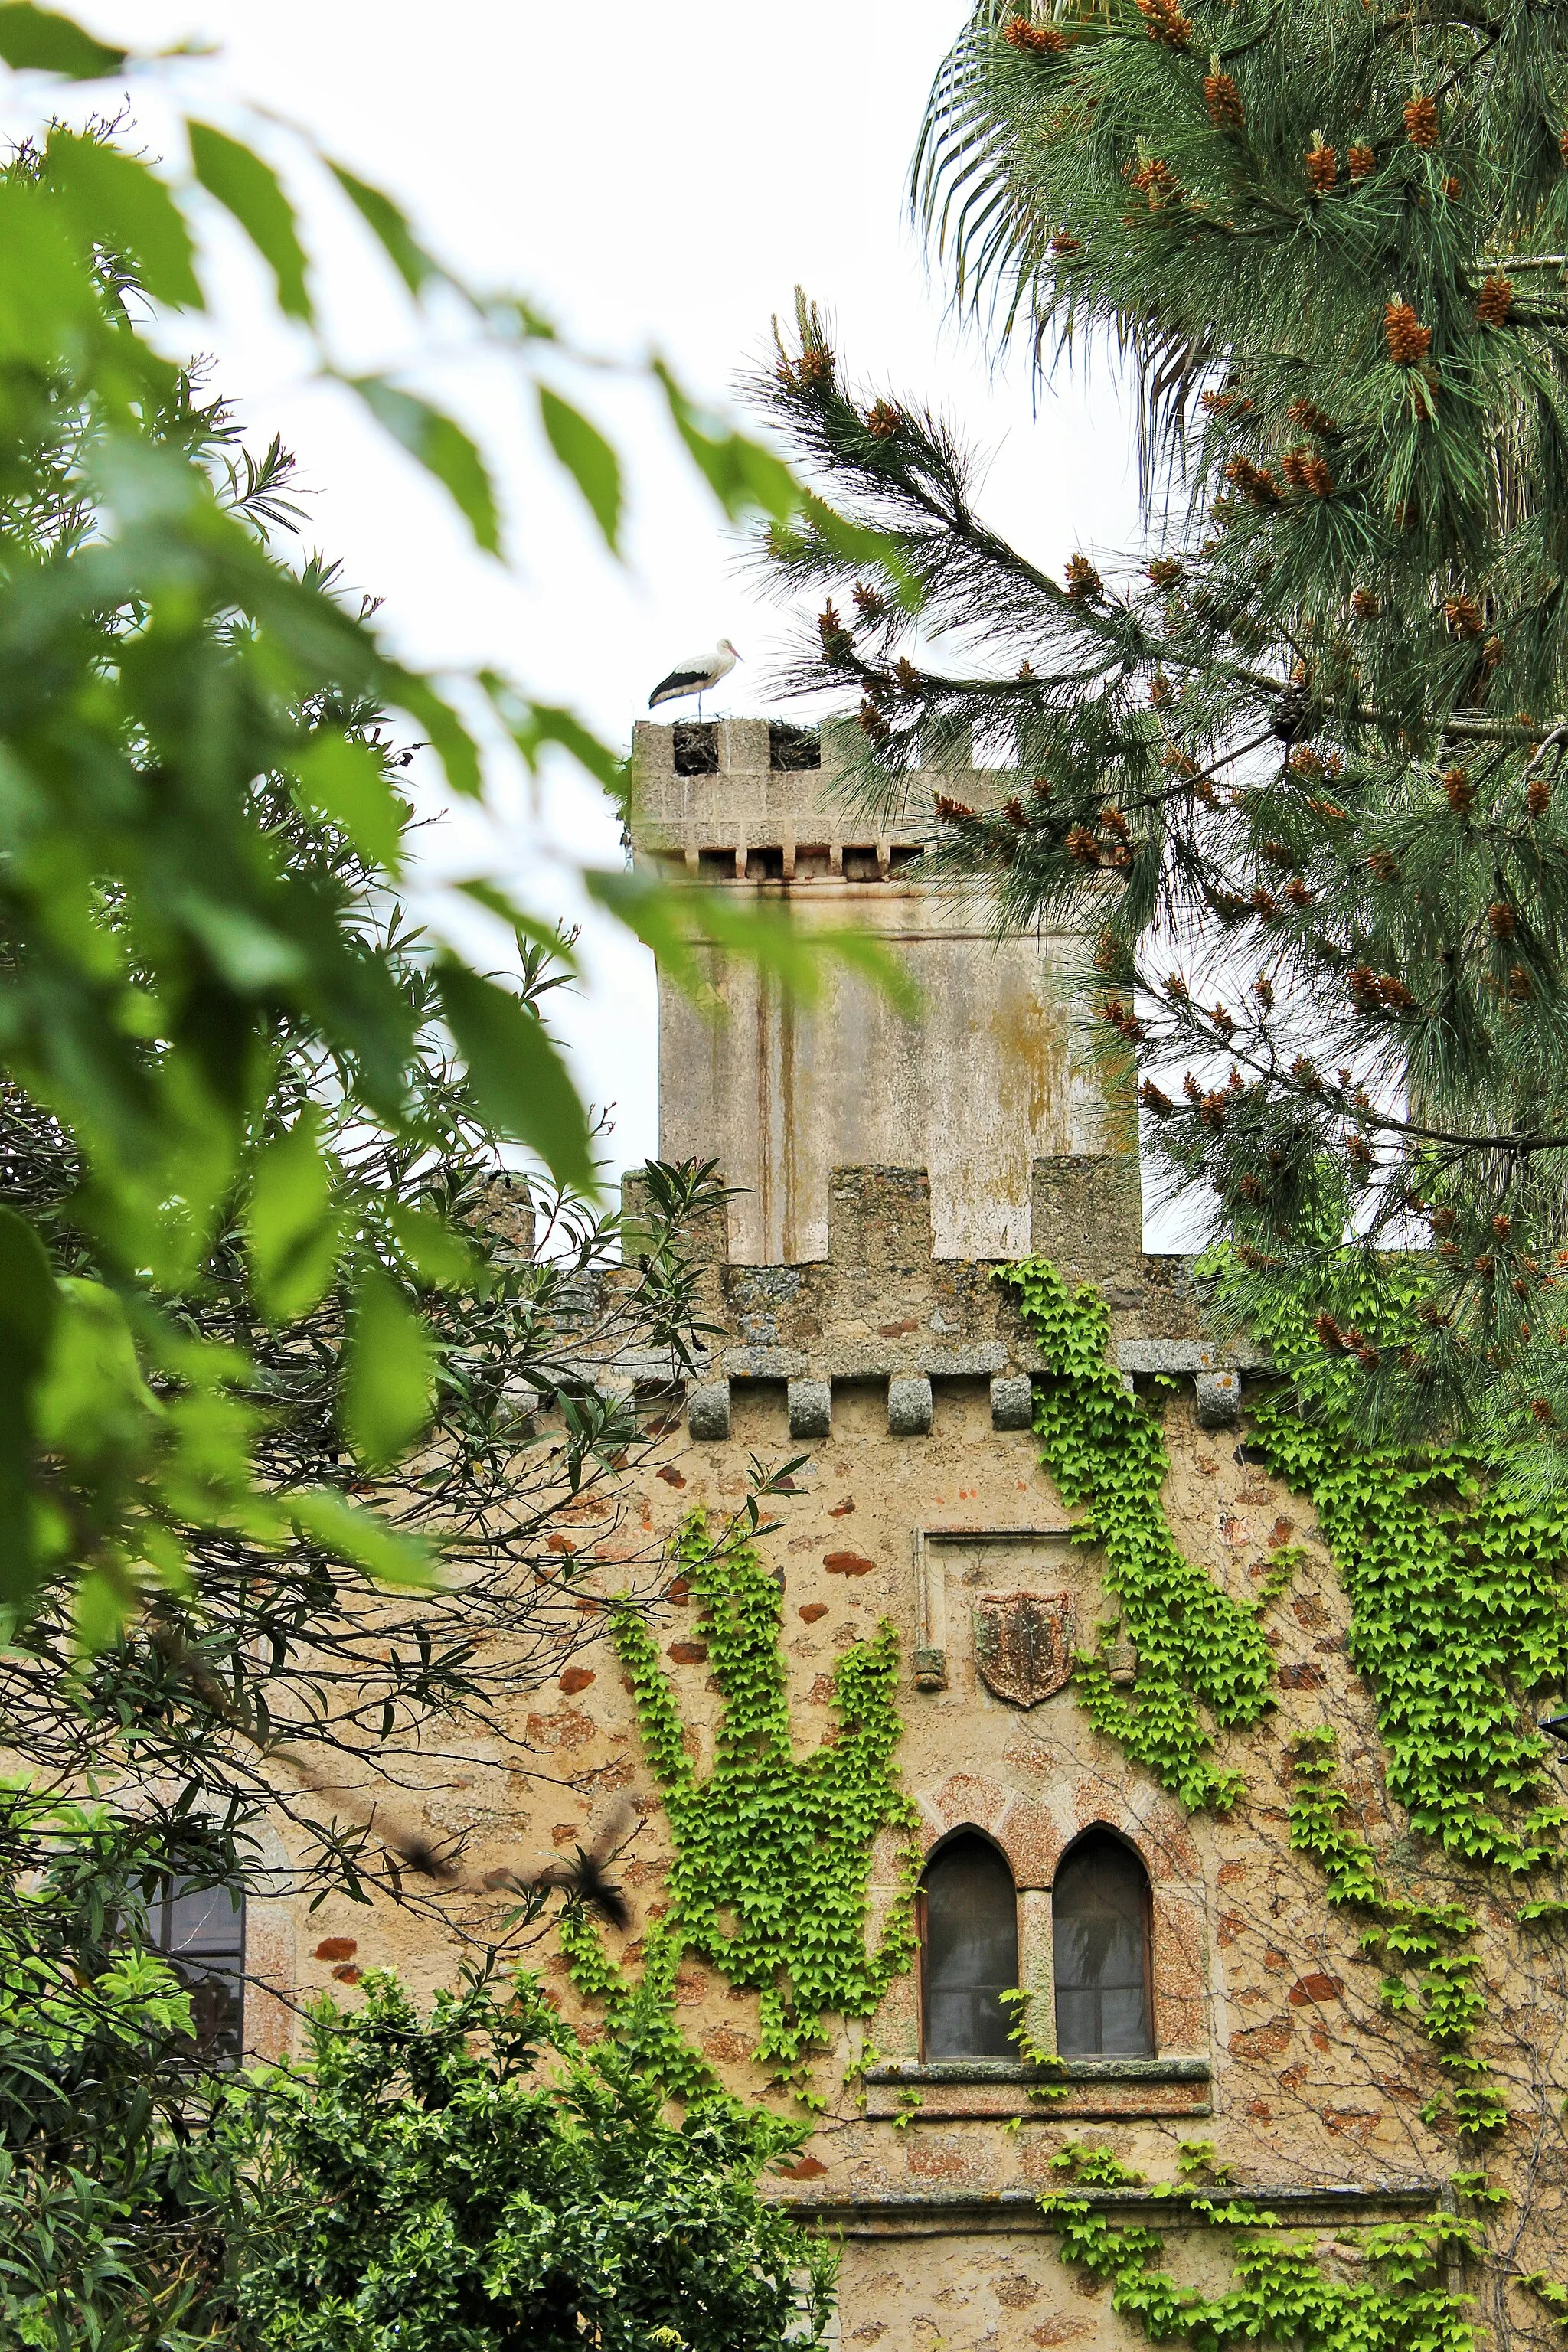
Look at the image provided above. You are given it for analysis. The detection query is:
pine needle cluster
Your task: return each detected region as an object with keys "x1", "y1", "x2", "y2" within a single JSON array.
[{"x1": 752, "y1": 0, "x2": 1568, "y2": 1491}]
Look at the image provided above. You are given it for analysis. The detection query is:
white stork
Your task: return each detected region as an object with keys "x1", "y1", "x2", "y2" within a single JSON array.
[{"x1": 648, "y1": 638, "x2": 740, "y2": 717}]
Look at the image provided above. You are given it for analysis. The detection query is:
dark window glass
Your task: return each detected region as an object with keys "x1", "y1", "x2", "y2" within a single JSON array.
[
  {"x1": 921, "y1": 1833, "x2": 1018, "y2": 2059},
  {"x1": 152, "y1": 1879, "x2": 245, "y2": 2064},
  {"x1": 1052, "y1": 1831, "x2": 1153, "y2": 2058}
]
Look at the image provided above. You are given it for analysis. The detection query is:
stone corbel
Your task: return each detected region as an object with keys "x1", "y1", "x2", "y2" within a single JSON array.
[{"x1": 1113, "y1": 1340, "x2": 1272, "y2": 1427}]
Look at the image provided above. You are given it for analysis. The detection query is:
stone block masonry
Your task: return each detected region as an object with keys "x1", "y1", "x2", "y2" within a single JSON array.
[
  {"x1": 250, "y1": 718, "x2": 1462, "y2": 2352},
  {"x1": 630, "y1": 718, "x2": 1129, "y2": 1263}
]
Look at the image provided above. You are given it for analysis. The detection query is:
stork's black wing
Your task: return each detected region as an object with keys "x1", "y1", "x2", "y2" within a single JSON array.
[{"x1": 648, "y1": 667, "x2": 709, "y2": 710}]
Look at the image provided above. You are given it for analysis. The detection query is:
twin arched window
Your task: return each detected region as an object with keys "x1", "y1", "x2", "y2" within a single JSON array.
[{"x1": 919, "y1": 1826, "x2": 1153, "y2": 2061}]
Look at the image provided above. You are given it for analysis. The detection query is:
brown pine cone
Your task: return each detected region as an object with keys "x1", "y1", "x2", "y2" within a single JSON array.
[
  {"x1": 1135, "y1": 0, "x2": 1193, "y2": 47},
  {"x1": 1403, "y1": 93, "x2": 1439, "y2": 149},
  {"x1": 1348, "y1": 144, "x2": 1376, "y2": 181},
  {"x1": 1004, "y1": 15, "x2": 1067, "y2": 51},
  {"x1": 1442, "y1": 767, "x2": 1474, "y2": 812},
  {"x1": 1443, "y1": 593, "x2": 1482, "y2": 639},
  {"x1": 1476, "y1": 273, "x2": 1513, "y2": 328},
  {"x1": 1351, "y1": 588, "x2": 1380, "y2": 620},
  {"x1": 1204, "y1": 67, "x2": 1244, "y2": 129},
  {"x1": 1305, "y1": 139, "x2": 1338, "y2": 193},
  {"x1": 1063, "y1": 553, "x2": 1104, "y2": 601},
  {"x1": 1384, "y1": 301, "x2": 1432, "y2": 364},
  {"x1": 865, "y1": 400, "x2": 903, "y2": 439},
  {"x1": 1528, "y1": 776, "x2": 1552, "y2": 818},
  {"x1": 1225, "y1": 455, "x2": 1280, "y2": 506}
]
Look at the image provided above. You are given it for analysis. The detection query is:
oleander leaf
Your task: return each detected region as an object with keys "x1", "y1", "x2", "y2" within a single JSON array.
[
  {"x1": 342, "y1": 1263, "x2": 436, "y2": 1472},
  {"x1": 189, "y1": 122, "x2": 312, "y2": 321},
  {"x1": 0, "y1": 2, "x2": 122, "y2": 77},
  {"x1": 352, "y1": 376, "x2": 501, "y2": 555},
  {"x1": 538, "y1": 387, "x2": 622, "y2": 552},
  {"x1": 45, "y1": 131, "x2": 202, "y2": 308},
  {"x1": 436, "y1": 957, "x2": 593, "y2": 1190}
]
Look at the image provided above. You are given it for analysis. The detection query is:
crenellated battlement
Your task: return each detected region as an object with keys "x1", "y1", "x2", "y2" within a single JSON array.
[
  {"x1": 603, "y1": 1156, "x2": 1263, "y2": 1437},
  {"x1": 629, "y1": 716, "x2": 993, "y2": 879}
]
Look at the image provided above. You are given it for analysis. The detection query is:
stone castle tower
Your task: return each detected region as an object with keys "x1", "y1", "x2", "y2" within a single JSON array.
[
  {"x1": 612, "y1": 720, "x2": 1450, "y2": 2344},
  {"x1": 256, "y1": 717, "x2": 1462, "y2": 2352}
]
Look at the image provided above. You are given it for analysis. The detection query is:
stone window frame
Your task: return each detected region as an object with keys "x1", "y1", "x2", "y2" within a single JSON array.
[
  {"x1": 1050, "y1": 1819, "x2": 1157, "y2": 2061},
  {"x1": 915, "y1": 1823, "x2": 1022, "y2": 2063},
  {"x1": 862, "y1": 1775, "x2": 1211, "y2": 2121}
]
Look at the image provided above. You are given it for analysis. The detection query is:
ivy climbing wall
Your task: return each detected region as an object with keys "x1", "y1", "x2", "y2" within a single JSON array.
[{"x1": 270, "y1": 1236, "x2": 1568, "y2": 2352}]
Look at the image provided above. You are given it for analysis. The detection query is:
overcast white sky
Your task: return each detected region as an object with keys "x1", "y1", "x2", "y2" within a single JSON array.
[{"x1": 44, "y1": 3, "x2": 1145, "y2": 1184}]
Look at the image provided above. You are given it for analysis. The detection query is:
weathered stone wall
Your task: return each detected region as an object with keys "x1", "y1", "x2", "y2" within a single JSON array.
[
  {"x1": 631, "y1": 718, "x2": 1128, "y2": 1264},
  {"x1": 243, "y1": 720, "x2": 1511, "y2": 2347},
  {"x1": 252, "y1": 1222, "x2": 1481, "y2": 2349}
]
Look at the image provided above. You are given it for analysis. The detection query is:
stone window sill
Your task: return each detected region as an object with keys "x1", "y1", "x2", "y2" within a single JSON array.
[{"x1": 861, "y1": 2055, "x2": 1210, "y2": 2122}]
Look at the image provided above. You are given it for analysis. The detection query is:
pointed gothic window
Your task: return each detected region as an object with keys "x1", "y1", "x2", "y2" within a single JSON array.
[
  {"x1": 152, "y1": 1877, "x2": 247, "y2": 2063},
  {"x1": 1052, "y1": 1828, "x2": 1154, "y2": 2058},
  {"x1": 920, "y1": 1831, "x2": 1018, "y2": 2059}
]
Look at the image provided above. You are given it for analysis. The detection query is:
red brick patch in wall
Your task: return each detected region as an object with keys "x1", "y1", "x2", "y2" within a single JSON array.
[
  {"x1": 524, "y1": 1707, "x2": 596, "y2": 1750},
  {"x1": 828, "y1": 1496, "x2": 856, "y2": 1517},
  {"x1": 701, "y1": 2027, "x2": 753, "y2": 2063},
  {"x1": 667, "y1": 1640, "x2": 708, "y2": 1664},
  {"x1": 560, "y1": 1666, "x2": 596, "y2": 1696},
  {"x1": 779, "y1": 2156, "x2": 828, "y2": 2179},
  {"x1": 1276, "y1": 1661, "x2": 1326, "y2": 1688},
  {"x1": 657, "y1": 1465, "x2": 687, "y2": 1487},
  {"x1": 1289, "y1": 1972, "x2": 1344, "y2": 2006},
  {"x1": 823, "y1": 1551, "x2": 875, "y2": 1576},
  {"x1": 332, "y1": 1965, "x2": 361, "y2": 1984},
  {"x1": 1229, "y1": 2018, "x2": 1292, "y2": 2061},
  {"x1": 798, "y1": 1603, "x2": 828, "y2": 1623},
  {"x1": 314, "y1": 1937, "x2": 357, "y2": 1962}
]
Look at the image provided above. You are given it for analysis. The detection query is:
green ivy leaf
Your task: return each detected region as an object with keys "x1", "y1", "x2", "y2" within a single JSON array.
[
  {"x1": 537, "y1": 387, "x2": 622, "y2": 553},
  {"x1": 188, "y1": 122, "x2": 312, "y2": 322},
  {"x1": 352, "y1": 377, "x2": 501, "y2": 555}
]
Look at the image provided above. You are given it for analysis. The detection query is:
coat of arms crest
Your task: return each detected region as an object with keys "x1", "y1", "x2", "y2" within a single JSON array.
[{"x1": 973, "y1": 1589, "x2": 1075, "y2": 1707}]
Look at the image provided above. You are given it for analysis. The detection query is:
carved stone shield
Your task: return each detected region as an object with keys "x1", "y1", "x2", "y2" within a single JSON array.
[{"x1": 974, "y1": 1589, "x2": 1074, "y2": 1707}]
